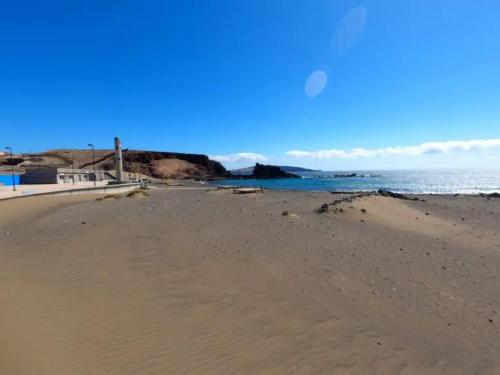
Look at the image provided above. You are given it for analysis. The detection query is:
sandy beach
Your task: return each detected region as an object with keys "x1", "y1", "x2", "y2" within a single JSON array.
[{"x1": 1, "y1": 187, "x2": 499, "y2": 374}]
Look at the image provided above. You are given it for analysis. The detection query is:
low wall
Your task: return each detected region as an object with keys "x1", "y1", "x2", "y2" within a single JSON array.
[{"x1": 0, "y1": 183, "x2": 142, "y2": 202}]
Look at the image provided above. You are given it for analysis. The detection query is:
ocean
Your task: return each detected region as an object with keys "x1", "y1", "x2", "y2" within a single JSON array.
[{"x1": 217, "y1": 169, "x2": 500, "y2": 194}]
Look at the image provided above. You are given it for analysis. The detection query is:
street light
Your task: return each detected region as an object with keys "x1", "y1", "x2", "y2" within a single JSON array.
[
  {"x1": 88, "y1": 143, "x2": 96, "y2": 187},
  {"x1": 72, "y1": 157, "x2": 75, "y2": 185},
  {"x1": 4, "y1": 146, "x2": 16, "y2": 191}
]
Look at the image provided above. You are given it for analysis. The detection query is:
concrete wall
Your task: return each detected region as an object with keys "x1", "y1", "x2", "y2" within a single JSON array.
[
  {"x1": 21, "y1": 168, "x2": 106, "y2": 185},
  {"x1": 0, "y1": 183, "x2": 143, "y2": 201},
  {"x1": 21, "y1": 168, "x2": 58, "y2": 184},
  {"x1": 53, "y1": 183, "x2": 142, "y2": 197}
]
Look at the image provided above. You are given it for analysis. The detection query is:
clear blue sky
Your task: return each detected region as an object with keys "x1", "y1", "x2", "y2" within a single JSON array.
[{"x1": 1, "y1": 0, "x2": 500, "y2": 169}]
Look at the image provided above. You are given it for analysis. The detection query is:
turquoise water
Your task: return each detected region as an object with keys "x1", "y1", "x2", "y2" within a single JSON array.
[
  {"x1": 0, "y1": 174, "x2": 20, "y2": 186},
  {"x1": 218, "y1": 170, "x2": 500, "y2": 194}
]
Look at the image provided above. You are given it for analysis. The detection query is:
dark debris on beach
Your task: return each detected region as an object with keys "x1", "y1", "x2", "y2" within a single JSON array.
[{"x1": 316, "y1": 189, "x2": 419, "y2": 214}]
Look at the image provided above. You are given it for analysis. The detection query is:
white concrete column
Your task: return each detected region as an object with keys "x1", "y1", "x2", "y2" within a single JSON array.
[{"x1": 114, "y1": 137, "x2": 124, "y2": 182}]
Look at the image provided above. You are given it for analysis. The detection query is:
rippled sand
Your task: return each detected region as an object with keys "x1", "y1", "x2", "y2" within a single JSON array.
[{"x1": 1, "y1": 189, "x2": 499, "y2": 374}]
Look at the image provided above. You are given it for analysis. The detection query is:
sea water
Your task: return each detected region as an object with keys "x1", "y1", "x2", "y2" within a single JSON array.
[{"x1": 218, "y1": 169, "x2": 500, "y2": 194}]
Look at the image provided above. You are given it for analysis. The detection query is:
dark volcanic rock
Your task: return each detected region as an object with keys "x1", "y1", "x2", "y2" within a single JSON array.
[
  {"x1": 0, "y1": 157, "x2": 25, "y2": 166},
  {"x1": 253, "y1": 163, "x2": 299, "y2": 179},
  {"x1": 334, "y1": 173, "x2": 358, "y2": 178},
  {"x1": 377, "y1": 189, "x2": 419, "y2": 201},
  {"x1": 315, "y1": 204, "x2": 330, "y2": 214},
  {"x1": 480, "y1": 192, "x2": 500, "y2": 199},
  {"x1": 232, "y1": 163, "x2": 300, "y2": 179}
]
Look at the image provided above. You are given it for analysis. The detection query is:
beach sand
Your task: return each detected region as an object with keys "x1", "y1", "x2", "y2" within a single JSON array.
[{"x1": 0, "y1": 188, "x2": 499, "y2": 374}]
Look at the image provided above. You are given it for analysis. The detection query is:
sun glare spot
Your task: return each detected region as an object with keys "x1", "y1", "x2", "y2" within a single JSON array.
[
  {"x1": 305, "y1": 70, "x2": 328, "y2": 98},
  {"x1": 332, "y1": 6, "x2": 367, "y2": 54}
]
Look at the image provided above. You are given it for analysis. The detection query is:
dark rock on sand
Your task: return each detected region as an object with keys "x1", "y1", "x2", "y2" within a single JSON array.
[
  {"x1": 315, "y1": 192, "x2": 375, "y2": 214},
  {"x1": 377, "y1": 189, "x2": 419, "y2": 201},
  {"x1": 316, "y1": 204, "x2": 330, "y2": 214},
  {"x1": 480, "y1": 192, "x2": 500, "y2": 199}
]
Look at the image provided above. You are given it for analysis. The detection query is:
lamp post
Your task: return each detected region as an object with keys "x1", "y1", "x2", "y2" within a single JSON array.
[
  {"x1": 4, "y1": 147, "x2": 16, "y2": 191},
  {"x1": 88, "y1": 144, "x2": 96, "y2": 187}
]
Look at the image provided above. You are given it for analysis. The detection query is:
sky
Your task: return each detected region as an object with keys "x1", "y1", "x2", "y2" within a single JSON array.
[{"x1": 1, "y1": 0, "x2": 500, "y2": 170}]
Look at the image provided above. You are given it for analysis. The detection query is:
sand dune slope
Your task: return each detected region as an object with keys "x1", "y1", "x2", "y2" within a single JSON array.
[{"x1": 0, "y1": 190, "x2": 499, "y2": 374}]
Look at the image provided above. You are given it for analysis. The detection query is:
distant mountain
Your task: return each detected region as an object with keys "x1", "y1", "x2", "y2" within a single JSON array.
[
  {"x1": 231, "y1": 165, "x2": 318, "y2": 175},
  {"x1": 279, "y1": 166, "x2": 319, "y2": 173},
  {"x1": 230, "y1": 166, "x2": 255, "y2": 175}
]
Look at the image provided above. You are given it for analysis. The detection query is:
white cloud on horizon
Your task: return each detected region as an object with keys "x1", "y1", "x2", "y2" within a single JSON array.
[
  {"x1": 286, "y1": 139, "x2": 500, "y2": 159},
  {"x1": 210, "y1": 152, "x2": 267, "y2": 163}
]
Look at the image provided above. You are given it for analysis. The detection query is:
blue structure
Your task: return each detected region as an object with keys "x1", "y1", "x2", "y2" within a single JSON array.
[{"x1": 0, "y1": 175, "x2": 20, "y2": 186}]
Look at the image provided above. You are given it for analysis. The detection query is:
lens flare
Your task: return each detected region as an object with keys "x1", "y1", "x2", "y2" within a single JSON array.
[
  {"x1": 332, "y1": 6, "x2": 367, "y2": 54},
  {"x1": 305, "y1": 70, "x2": 327, "y2": 98}
]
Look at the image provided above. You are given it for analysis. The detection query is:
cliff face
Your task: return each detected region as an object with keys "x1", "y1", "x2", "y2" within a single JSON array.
[
  {"x1": 121, "y1": 151, "x2": 229, "y2": 179},
  {"x1": 0, "y1": 149, "x2": 229, "y2": 180}
]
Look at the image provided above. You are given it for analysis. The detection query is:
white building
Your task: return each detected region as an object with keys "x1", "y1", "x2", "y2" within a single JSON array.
[{"x1": 21, "y1": 167, "x2": 105, "y2": 184}]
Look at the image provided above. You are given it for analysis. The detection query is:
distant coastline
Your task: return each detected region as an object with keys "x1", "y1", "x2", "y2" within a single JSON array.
[{"x1": 217, "y1": 169, "x2": 500, "y2": 194}]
